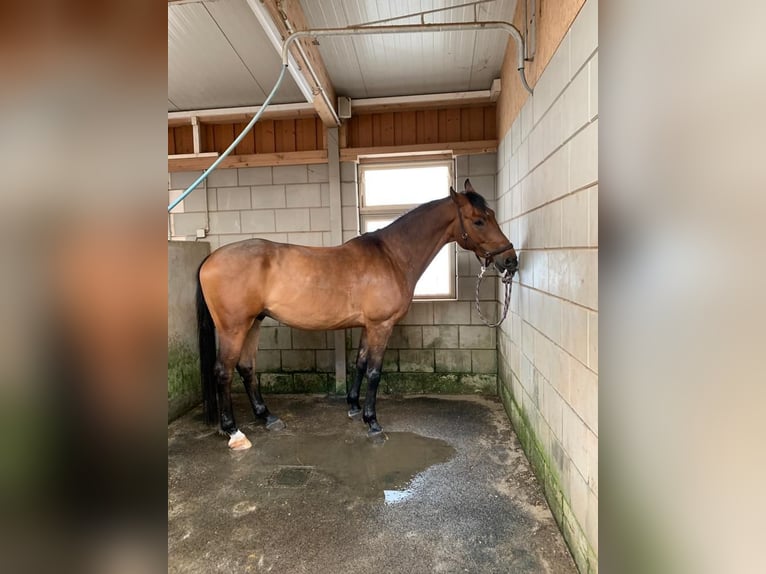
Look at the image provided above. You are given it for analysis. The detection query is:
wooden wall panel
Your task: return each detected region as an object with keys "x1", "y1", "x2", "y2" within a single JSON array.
[
  {"x1": 483, "y1": 106, "x2": 497, "y2": 140},
  {"x1": 275, "y1": 119, "x2": 296, "y2": 152},
  {"x1": 202, "y1": 124, "x2": 214, "y2": 153},
  {"x1": 255, "y1": 120, "x2": 276, "y2": 153},
  {"x1": 168, "y1": 105, "x2": 497, "y2": 156},
  {"x1": 371, "y1": 114, "x2": 382, "y2": 146},
  {"x1": 443, "y1": 108, "x2": 461, "y2": 141},
  {"x1": 400, "y1": 111, "x2": 417, "y2": 145},
  {"x1": 234, "y1": 122, "x2": 255, "y2": 155},
  {"x1": 467, "y1": 107, "x2": 485, "y2": 141},
  {"x1": 393, "y1": 113, "x2": 404, "y2": 146},
  {"x1": 380, "y1": 112, "x2": 395, "y2": 146},
  {"x1": 172, "y1": 125, "x2": 193, "y2": 155},
  {"x1": 213, "y1": 124, "x2": 234, "y2": 154},
  {"x1": 295, "y1": 118, "x2": 317, "y2": 151},
  {"x1": 424, "y1": 110, "x2": 438, "y2": 143},
  {"x1": 357, "y1": 115, "x2": 372, "y2": 147},
  {"x1": 169, "y1": 116, "x2": 327, "y2": 156},
  {"x1": 342, "y1": 105, "x2": 497, "y2": 149}
]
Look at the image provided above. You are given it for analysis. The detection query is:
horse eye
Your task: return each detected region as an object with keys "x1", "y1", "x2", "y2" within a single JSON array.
[{"x1": 473, "y1": 219, "x2": 485, "y2": 227}]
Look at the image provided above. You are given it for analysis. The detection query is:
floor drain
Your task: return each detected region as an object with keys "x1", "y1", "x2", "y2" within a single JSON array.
[{"x1": 269, "y1": 466, "x2": 313, "y2": 487}]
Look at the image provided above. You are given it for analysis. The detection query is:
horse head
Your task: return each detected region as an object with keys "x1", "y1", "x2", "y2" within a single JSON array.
[{"x1": 450, "y1": 179, "x2": 518, "y2": 275}]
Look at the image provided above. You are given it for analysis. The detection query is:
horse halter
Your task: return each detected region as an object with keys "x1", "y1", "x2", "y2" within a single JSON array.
[
  {"x1": 454, "y1": 202, "x2": 515, "y2": 328},
  {"x1": 454, "y1": 203, "x2": 514, "y2": 268}
]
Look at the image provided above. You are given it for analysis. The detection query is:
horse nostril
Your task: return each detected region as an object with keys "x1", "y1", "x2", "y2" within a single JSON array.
[{"x1": 505, "y1": 256, "x2": 518, "y2": 269}]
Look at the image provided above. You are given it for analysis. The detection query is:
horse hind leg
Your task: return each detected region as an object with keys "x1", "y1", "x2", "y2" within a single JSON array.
[
  {"x1": 347, "y1": 329, "x2": 368, "y2": 419},
  {"x1": 237, "y1": 319, "x2": 285, "y2": 431},
  {"x1": 215, "y1": 329, "x2": 252, "y2": 450}
]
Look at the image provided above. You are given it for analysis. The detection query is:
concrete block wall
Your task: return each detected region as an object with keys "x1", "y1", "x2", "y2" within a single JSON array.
[
  {"x1": 169, "y1": 163, "x2": 331, "y2": 250},
  {"x1": 495, "y1": 0, "x2": 598, "y2": 571},
  {"x1": 169, "y1": 154, "x2": 500, "y2": 394},
  {"x1": 168, "y1": 240, "x2": 210, "y2": 421}
]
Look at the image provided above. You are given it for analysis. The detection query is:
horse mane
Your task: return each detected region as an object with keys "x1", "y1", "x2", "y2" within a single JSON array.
[
  {"x1": 464, "y1": 191, "x2": 489, "y2": 213},
  {"x1": 360, "y1": 190, "x2": 489, "y2": 242}
]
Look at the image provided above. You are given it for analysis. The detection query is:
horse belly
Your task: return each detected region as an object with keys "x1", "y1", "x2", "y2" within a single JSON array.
[
  {"x1": 258, "y1": 243, "x2": 405, "y2": 330},
  {"x1": 267, "y1": 297, "x2": 361, "y2": 331},
  {"x1": 262, "y1": 268, "x2": 361, "y2": 329}
]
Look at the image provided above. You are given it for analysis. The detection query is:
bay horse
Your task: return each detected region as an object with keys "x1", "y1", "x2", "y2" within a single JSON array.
[{"x1": 196, "y1": 179, "x2": 518, "y2": 450}]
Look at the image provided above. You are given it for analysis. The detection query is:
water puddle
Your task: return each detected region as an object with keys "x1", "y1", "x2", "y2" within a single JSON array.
[
  {"x1": 383, "y1": 485, "x2": 416, "y2": 504},
  {"x1": 252, "y1": 431, "x2": 455, "y2": 502}
]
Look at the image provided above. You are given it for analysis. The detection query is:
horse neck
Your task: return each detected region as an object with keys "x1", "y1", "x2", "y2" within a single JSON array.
[{"x1": 376, "y1": 197, "x2": 457, "y2": 291}]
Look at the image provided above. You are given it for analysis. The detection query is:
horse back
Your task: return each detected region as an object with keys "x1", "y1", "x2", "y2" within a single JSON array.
[{"x1": 200, "y1": 237, "x2": 410, "y2": 330}]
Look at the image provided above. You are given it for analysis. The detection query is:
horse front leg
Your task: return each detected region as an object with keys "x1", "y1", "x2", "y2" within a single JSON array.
[
  {"x1": 347, "y1": 329, "x2": 368, "y2": 419},
  {"x1": 362, "y1": 324, "x2": 393, "y2": 437}
]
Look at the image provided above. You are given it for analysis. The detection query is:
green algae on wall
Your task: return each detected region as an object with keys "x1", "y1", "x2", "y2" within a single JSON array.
[
  {"x1": 242, "y1": 371, "x2": 498, "y2": 396},
  {"x1": 499, "y1": 381, "x2": 598, "y2": 574},
  {"x1": 168, "y1": 340, "x2": 200, "y2": 421}
]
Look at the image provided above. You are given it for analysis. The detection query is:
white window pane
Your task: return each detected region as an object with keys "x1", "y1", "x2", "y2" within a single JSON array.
[
  {"x1": 363, "y1": 165, "x2": 450, "y2": 206},
  {"x1": 414, "y1": 245, "x2": 452, "y2": 297},
  {"x1": 363, "y1": 218, "x2": 393, "y2": 233},
  {"x1": 363, "y1": 217, "x2": 452, "y2": 298}
]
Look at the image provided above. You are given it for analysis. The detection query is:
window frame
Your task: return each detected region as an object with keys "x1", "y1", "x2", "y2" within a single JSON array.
[{"x1": 358, "y1": 159, "x2": 457, "y2": 301}]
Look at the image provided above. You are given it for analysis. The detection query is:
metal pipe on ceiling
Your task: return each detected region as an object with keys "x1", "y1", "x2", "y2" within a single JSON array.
[
  {"x1": 356, "y1": 0, "x2": 496, "y2": 27},
  {"x1": 278, "y1": 16, "x2": 341, "y2": 126},
  {"x1": 281, "y1": 21, "x2": 534, "y2": 97}
]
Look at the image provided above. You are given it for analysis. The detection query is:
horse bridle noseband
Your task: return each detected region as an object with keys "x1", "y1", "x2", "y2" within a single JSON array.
[{"x1": 455, "y1": 203, "x2": 514, "y2": 268}]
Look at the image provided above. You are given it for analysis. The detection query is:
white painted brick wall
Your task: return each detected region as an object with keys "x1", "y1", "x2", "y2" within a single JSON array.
[
  {"x1": 286, "y1": 183, "x2": 322, "y2": 208},
  {"x1": 275, "y1": 208, "x2": 311, "y2": 232},
  {"x1": 241, "y1": 210, "x2": 276, "y2": 233},
  {"x1": 209, "y1": 211, "x2": 241, "y2": 234},
  {"x1": 170, "y1": 170, "x2": 203, "y2": 189},
  {"x1": 273, "y1": 165, "x2": 308, "y2": 184},
  {"x1": 495, "y1": 0, "x2": 598, "y2": 562},
  {"x1": 309, "y1": 207, "x2": 330, "y2": 231},
  {"x1": 251, "y1": 185, "x2": 286, "y2": 209},
  {"x1": 207, "y1": 168, "x2": 238, "y2": 188},
  {"x1": 239, "y1": 166, "x2": 272, "y2": 186},
  {"x1": 307, "y1": 163, "x2": 328, "y2": 182},
  {"x1": 216, "y1": 187, "x2": 251, "y2": 210},
  {"x1": 340, "y1": 161, "x2": 357, "y2": 183}
]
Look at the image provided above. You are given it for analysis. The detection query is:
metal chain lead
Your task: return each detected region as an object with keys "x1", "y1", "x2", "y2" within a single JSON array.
[{"x1": 475, "y1": 266, "x2": 513, "y2": 328}]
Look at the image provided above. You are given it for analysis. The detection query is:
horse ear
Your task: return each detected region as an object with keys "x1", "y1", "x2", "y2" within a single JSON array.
[
  {"x1": 464, "y1": 179, "x2": 475, "y2": 193},
  {"x1": 449, "y1": 186, "x2": 460, "y2": 203}
]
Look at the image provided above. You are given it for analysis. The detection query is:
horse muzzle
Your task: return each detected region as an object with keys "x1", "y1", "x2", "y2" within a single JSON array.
[{"x1": 494, "y1": 253, "x2": 518, "y2": 276}]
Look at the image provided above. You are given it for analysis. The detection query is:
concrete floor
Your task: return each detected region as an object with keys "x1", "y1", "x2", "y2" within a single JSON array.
[{"x1": 168, "y1": 394, "x2": 576, "y2": 573}]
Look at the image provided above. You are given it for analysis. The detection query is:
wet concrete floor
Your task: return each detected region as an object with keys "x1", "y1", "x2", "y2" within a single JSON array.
[{"x1": 168, "y1": 394, "x2": 576, "y2": 573}]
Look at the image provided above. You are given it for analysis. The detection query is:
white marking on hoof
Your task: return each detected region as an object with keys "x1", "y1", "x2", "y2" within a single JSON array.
[{"x1": 228, "y1": 430, "x2": 252, "y2": 450}]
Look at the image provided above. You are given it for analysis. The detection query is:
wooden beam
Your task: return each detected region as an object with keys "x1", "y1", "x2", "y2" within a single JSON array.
[
  {"x1": 490, "y1": 79, "x2": 502, "y2": 102},
  {"x1": 351, "y1": 90, "x2": 495, "y2": 114},
  {"x1": 168, "y1": 149, "x2": 328, "y2": 172},
  {"x1": 259, "y1": 0, "x2": 338, "y2": 127},
  {"x1": 191, "y1": 116, "x2": 201, "y2": 154},
  {"x1": 168, "y1": 102, "x2": 316, "y2": 127},
  {"x1": 340, "y1": 140, "x2": 497, "y2": 162}
]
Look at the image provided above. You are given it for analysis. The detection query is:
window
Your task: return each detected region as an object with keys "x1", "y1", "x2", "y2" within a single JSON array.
[{"x1": 359, "y1": 160, "x2": 456, "y2": 299}]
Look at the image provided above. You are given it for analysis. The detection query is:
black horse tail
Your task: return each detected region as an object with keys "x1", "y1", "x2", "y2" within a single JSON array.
[{"x1": 196, "y1": 262, "x2": 218, "y2": 425}]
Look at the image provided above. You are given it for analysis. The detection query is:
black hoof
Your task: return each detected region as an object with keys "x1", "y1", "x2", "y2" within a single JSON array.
[
  {"x1": 367, "y1": 429, "x2": 386, "y2": 442},
  {"x1": 265, "y1": 416, "x2": 285, "y2": 431},
  {"x1": 367, "y1": 420, "x2": 383, "y2": 436},
  {"x1": 348, "y1": 408, "x2": 362, "y2": 420}
]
